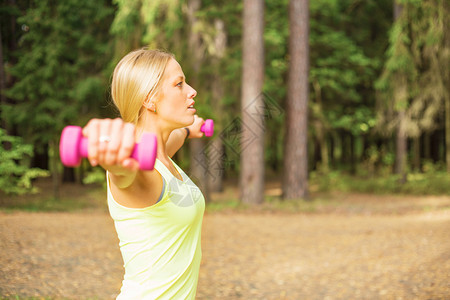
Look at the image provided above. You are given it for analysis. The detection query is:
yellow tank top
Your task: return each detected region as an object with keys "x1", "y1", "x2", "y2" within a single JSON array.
[{"x1": 107, "y1": 158, "x2": 205, "y2": 299}]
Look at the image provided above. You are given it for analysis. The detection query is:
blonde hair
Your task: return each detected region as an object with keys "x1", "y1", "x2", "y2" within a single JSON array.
[{"x1": 111, "y1": 48, "x2": 174, "y2": 124}]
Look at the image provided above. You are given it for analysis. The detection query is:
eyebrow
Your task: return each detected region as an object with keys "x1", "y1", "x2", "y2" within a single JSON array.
[{"x1": 173, "y1": 75, "x2": 185, "y2": 82}]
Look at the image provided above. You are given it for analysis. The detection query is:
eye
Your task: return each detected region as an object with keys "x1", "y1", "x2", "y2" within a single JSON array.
[{"x1": 176, "y1": 81, "x2": 183, "y2": 87}]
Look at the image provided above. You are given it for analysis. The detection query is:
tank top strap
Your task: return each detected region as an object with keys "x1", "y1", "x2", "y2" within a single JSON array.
[{"x1": 154, "y1": 158, "x2": 175, "y2": 182}]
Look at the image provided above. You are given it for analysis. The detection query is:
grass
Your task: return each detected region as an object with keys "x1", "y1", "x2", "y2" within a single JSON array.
[
  {"x1": 1, "y1": 170, "x2": 449, "y2": 214},
  {"x1": 310, "y1": 170, "x2": 450, "y2": 195},
  {"x1": 0, "y1": 181, "x2": 107, "y2": 213}
]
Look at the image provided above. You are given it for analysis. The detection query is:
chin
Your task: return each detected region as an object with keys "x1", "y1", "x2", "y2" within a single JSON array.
[
  {"x1": 176, "y1": 115, "x2": 194, "y2": 128},
  {"x1": 185, "y1": 115, "x2": 195, "y2": 126}
]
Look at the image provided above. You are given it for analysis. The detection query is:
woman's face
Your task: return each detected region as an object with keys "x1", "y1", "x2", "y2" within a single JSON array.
[{"x1": 155, "y1": 58, "x2": 197, "y2": 128}]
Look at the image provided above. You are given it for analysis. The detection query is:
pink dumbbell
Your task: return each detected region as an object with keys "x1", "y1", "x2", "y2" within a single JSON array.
[
  {"x1": 59, "y1": 126, "x2": 157, "y2": 170},
  {"x1": 201, "y1": 119, "x2": 214, "y2": 137}
]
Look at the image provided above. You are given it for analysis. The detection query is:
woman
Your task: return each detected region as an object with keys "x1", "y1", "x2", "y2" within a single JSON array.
[{"x1": 82, "y1": 49, "x2": 206, "y2": 299}]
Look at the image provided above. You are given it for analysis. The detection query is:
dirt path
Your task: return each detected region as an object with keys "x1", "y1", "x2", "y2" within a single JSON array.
[{"x1": 1, "y1": 196, "x2": 449, "y2": 299}]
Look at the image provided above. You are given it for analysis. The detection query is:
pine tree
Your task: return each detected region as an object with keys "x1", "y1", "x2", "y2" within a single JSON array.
[
  {"x1": 283, "y1": 0, "x2": 309, "y2": 200},
  {"x1": 376, "y1": 0, "x2": 449, "y2": 175},
  {"x1": 240, "y1": 0, "x2": 265, "y2": 204},
  {"x1": 5, "y1": 0, "x2": 114, "y2": 194}
]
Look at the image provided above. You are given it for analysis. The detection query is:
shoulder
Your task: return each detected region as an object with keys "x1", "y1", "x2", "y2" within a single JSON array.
[{"x1": 109, "y1": 170, "x2": 164, "y2": 209}]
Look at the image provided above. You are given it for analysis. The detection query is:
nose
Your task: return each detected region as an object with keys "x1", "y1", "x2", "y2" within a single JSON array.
[{"x1": 187, "y1": 84, "x2": 197, "y2": 99}]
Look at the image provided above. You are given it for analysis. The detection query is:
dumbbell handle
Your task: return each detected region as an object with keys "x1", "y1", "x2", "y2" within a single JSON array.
[
  {"x1": 77, "y1": 136, "x2": 148, "y2": 162},
  {"x1": 60, "y1": 126, "x2": 157, "y2": 170}
]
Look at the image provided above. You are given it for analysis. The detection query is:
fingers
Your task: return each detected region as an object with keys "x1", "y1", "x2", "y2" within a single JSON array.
[
  {"x1": 198, "y1": 123, "x2": 205, "y2": 138},
  {"x1": 192, "y1": 115, "x2": 204, "y2": 129},
  {"x1": 117, "y1": 123, "x2": 136, "y2": 163},
  {"x1": 103, "y1": 118, "x2": 123, "y2": 166},
  {"x1": 194, "y1": 114, "x2": 204, "y2": 124},
  {"x1": 83, "y1": 119, "x2": 100, "y2": 166},
  {"x1": 98, "y1": 119, "x2": 113, "y2": 163},
  {"x1": 82, "y1": 118, "x2": 138, "y2": 170}
]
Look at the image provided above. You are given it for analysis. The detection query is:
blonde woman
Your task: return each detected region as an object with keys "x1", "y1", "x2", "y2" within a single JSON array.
[{"x1": 82, "y1": 49, "x2": 206, "y2": 299}]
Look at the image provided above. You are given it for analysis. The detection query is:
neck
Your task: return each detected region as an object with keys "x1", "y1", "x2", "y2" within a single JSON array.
[{"x1": 135, "y1": 111, "x2": 173, "y2": 161}]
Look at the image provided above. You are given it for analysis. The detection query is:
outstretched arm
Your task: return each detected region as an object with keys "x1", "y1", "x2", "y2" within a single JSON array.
[
  {"x1": 166, "y1": 115, "x2": 205, "y2": 157},
  {"x1": 82, "y1": 118, "x2": 141, "y2": 189}
]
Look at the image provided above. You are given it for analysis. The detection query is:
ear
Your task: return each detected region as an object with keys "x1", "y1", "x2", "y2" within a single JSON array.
[
  {"x1": 143, "y1": 98, "x2": 157, "y2": 112},
  {"x1": 143, "y1": 101, "x2": 153, "y2": 110}
]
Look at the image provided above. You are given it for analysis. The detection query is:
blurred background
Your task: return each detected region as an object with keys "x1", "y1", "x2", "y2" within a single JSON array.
[
  {"x1": 1, "y1": 0, "x2": 449, "y2": 204},
  {"x1": 1, "y1": 1, "x2": 449, "y2": 299}
]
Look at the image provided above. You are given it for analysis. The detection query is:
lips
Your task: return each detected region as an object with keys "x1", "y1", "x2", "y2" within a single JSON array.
[{"x1": 188, "y1": 101, "x2": 195, "y2": 109}]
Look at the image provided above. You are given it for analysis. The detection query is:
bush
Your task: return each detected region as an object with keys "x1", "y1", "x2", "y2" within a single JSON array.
[
  {"x1": 310, "y1": 167, "x2": 450, "y2": 195},
  {"x1": 0, "y1": 129, "x2": 49, "y2": 195}
]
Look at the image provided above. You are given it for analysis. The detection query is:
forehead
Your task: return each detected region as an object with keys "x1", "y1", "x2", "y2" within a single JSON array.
[{"x1": 163, "y1": 58, "x2": 184, "y2": 81}]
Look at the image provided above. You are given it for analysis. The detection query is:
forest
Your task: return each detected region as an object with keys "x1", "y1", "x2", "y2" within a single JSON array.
[{"x1": 1, "y1": 0, "x2": 449, "y2": 203}]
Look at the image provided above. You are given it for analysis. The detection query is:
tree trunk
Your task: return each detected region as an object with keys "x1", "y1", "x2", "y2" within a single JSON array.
[
  {"x1": 282, "y1": 0, "x2": 309, "y2": 200},
  {"x1": 311, "y1": 81, "x2": 328, "y2": 173},
  {"x1": 413, "y1": 135, "x2": 420, "y2": 171},
  {"x1": 340, "y1": 130, "x2": 348, "y2": 166},
  {"x1": 207, "y1": 138, "x2": 224, "y2": 193},
  {"x1": 445, "y1": 1, "x2": 450, "y2": 172},
  {"x1": 31, "y1": 143, "x2": 50, "y2": 170},
  {"x1": 313, "y1": 138, "x2": 320, "y2": 171},
  {"x1": 63, "y1": 167, "x2": 76, "y2": 183},
  {"x1": 393, "y1": 0, "x2": 407, "y2": 184},
  {"x1": 190, "y1": 139, "x2": 208, "y2": 194},
  {"x1": 207, "y1": 18, "x2": 227, "y2": 193},
  {"x1": 317, "y1": 125, "x2": 328, "y2": 173},
  {"x1": 50, "y1": 139, "x2": 60, "y2": 200},
  {"x1": 446, "y1": 90, "x2": 450, "y2": 172},
  {"x1": 395, "y1": 110, "x2": 407, "y2": 183},
  {"x1": 350, "y1": 134, "x2": 356, "y2": 175},
  {"x1": 240, "y1": 0, "x2": 265, "y2": 204},
  {"x1": 186, "y1": 0, "x2": 209, "y2": 198},
  {"x1": 186, "y1": 0, "x2": 202, "y2": 69},
  {"x1": 423, "y1": 132, "x2": 431, "y2": 161},
  {"x1": 0, "y1": 22, "x2": 6, "y2": 130}
]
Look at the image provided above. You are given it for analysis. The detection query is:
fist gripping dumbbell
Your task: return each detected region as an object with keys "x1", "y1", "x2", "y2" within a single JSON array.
[
  {"x1": 201, "y1": 119, "x2": 214, "y2": 137},
  {"x1": 59, "y1": 126, "x2": 157, "y2": 170}
]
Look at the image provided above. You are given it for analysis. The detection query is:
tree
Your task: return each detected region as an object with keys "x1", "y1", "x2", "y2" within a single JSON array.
[
  {"x1": 376, "y1": 0, "x2": 449, "y2": 177},
  {"x1": 240, "y1": 0, "x2": 265, "y2": 204},
  {"x1": 446, "y1": 1, "x2": 450, "y2": 172},
  {"x1": 393, "y1": 1, "x2": 408, "y2": 183},
  {"x1": 5, "y1": 0, "x2": 114, "y2": 195},
  {"x1": 0, "y1": 0, "x2": 29, "y2": 134},
  {"x1": 186, "y1": 0, "x2": 209, "y2": 197},
  {"x1": 411, "y1": 0, "x2": 450, "y2": 172},
  {"x1": 207, "y1": 18, "x2": 227, "y2": 193},
  {"x1": 282, "y1": 0, "x2": 309, "y2": 200}
]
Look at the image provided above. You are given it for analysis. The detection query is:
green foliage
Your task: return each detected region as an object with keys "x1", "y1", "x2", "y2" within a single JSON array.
[
  {"x1": 4, "y1": 0, "x2": 114, "y2": 149},
  {"x1": 376, "y1": 0, "x2": 449, "y2": 137},
  {"x1": 0, "y1": 129, "x2": 49, "y2": 195},
  {"x1": 2, "y1": 0, "x2": 448, "y2": 198},
  {"x1": 310, "y1": 167, "x2": 450, "y2": 195},
  {"x1": 309, "y1": 0, "x2": 386, "y2": 136},
  {"x1": 82, "y1": 166, "x2": 107, "y2": 189}
]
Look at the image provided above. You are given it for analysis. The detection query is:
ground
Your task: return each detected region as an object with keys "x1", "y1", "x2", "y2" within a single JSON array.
[{"x1": 0, "y1": 184, "x2": 449, "y2": 299}]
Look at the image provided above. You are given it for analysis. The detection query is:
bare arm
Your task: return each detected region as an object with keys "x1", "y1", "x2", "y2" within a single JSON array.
[
  {"x1": 166, "y1": 115, "x2": 205, "y2": 157},
  {"x1": 166, "y1": 128, "x2": 188, "y2": 157},
  {"x1": 82, "y1": 118, "x2": 140, "y2": 189}
]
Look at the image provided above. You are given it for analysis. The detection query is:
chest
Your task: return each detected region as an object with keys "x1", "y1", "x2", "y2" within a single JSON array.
[{"x1": 161, "y1": 176, "x2": 205, "y2": 226}]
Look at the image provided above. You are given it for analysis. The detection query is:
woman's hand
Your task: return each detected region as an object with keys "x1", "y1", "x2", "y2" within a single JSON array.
[
  {"x1": 82, "y1": 118, "x2": 140, "y2": 173},
  {"x1": 186, "y1": 115, "x2": 205, "y2": 139}
]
